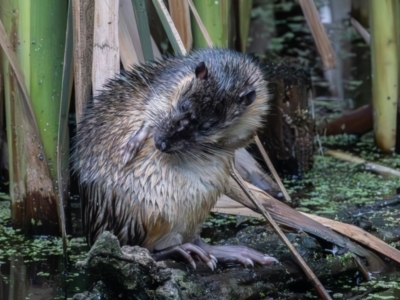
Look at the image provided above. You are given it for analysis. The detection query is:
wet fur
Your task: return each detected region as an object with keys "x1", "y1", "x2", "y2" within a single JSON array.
[{"x1": 72, "y1": 48, "x2": 270, "y2": 251}]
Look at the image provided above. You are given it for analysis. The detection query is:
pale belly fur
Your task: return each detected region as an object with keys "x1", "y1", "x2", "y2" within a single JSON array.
[{"x1": 115, "y1": 140, "x2": 231, "y2": 251}]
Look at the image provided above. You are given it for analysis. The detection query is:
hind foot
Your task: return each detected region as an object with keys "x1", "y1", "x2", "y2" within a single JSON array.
[
  {"x1": 195, "y1": 238, "x2": 277, "y2": 267},
  {"x1": 152, "y1": 243, "x2": 218, "y2": 270}
]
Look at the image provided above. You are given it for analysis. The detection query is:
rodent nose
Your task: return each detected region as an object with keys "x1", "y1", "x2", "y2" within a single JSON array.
[{"x1": 155, "y1": 138, "x2": 169, "y2": 152}]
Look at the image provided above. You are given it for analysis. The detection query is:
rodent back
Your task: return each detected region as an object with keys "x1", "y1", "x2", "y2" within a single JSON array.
[{"x1": 73, "y1": 49, "x2": 270, "y2": 183}]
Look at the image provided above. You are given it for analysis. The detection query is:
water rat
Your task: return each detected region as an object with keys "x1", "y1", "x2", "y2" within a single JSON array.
[{"x1": 73, "y1": 48, "x2": 276, "y2": 269}]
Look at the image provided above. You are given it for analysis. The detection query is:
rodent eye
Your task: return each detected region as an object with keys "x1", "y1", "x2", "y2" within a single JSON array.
[
  {"x1": 199, "y1": 122, "x2": 212, "y2": 133},
  {"x1": 180, "y1": 100, "x2": 190, "y2": 112},
  {"x1": 239, "y1": 90, "x2": 256, "y2": 106}
]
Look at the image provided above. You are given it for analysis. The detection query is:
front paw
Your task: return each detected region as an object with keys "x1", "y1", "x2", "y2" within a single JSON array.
[{"x1": 121, "y1": 124, "x2": 150, "y2": 165}]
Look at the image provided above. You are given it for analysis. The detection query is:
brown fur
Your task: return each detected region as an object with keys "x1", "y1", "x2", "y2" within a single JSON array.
[{"x1": 73, "y1": 48, "x2": 269, "y2": 251}]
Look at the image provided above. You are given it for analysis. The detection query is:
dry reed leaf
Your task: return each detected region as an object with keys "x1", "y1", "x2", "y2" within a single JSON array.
[
  {"x1": 303, "y1": 213, "x2": 400, "y2": 265},
  {"x1": 299, "y1": 0, "x2": 336, "y2": 69},
  {"x1": 119, "y1": 0, "x2": 143, "y2": 66},
  {"x1": 168, "y1": 0, "x2": 192, "y2": 51},
  {"x1": 217, "y1": 182, "x2": 400, "y2": 270},
  {"x1": 213, "y1": 195, "x2": 262, "y2": 218},
  {"x1": 92, "y1": 0, "x2": 120, "y2": 98},
  {"x1": 187, "y1": 0, "x2": 213, "y2": 48},
  {"x1": 152, "y1": 0, "x2": 186, "y2": 55},
  {"x1": 72, "y1": 0, "x2": 94, "y2": 124}
]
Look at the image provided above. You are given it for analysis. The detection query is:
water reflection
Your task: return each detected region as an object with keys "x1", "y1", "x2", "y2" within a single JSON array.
[{"x1": 0, "y1": 253, "x2": 90, "y2": 300}]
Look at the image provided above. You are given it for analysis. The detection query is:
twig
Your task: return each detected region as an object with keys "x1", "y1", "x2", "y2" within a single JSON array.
[
  {"x1": 254, "y1": 135, "x2": 291, "y2": 202},
  {"x1": 187, "y1": 0, "x2": 213, "y2": 48},
  {"x1": 325, "y1": 149, "x2": 400, "y2": 177},
  {"x1": 152, "y1": 0, "x2": 186, "y2": 55},
  {"x1": 57, "y1": 0, "x2": 74, "y2": 259},
  {"x1": 351, "y1": 253, "x2": 372, "y2": 280},
  {"x1": 350, "y1": 17, "x2": 370, "y2": 45},
  {"x1": 299, "y1": 0, "x2": 336, "y2": 69},
  {"x1": 229, "y1": 161, "x2": 332, "y2": 300}
]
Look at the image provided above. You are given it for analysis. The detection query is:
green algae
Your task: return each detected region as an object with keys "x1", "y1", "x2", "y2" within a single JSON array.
[
  {"x1": 0, "y1": 199, "x2": 87, "y2": 265},
  {"x1": 286, "y1": 134, "x2": 400, "y2": 216}
]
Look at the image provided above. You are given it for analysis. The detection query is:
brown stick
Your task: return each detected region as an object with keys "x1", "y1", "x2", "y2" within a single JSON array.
[
  {"x1": 254, "y1": 135, "x2": 291, "y2": 202},
  {"x1": 299, "y1": 0, "x2": 336, "y2": 69},
  {"x1": 229, "y1": 162, "x2": 332, "y2": 300}
]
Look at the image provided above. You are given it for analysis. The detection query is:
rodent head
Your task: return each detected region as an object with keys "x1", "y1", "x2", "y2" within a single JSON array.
[{"x1": 153, "y1": 50, "x2": 269, "y2": 156}]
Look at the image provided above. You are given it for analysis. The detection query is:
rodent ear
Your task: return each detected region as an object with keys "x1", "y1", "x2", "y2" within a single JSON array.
[
  {"x1": 195, "y1": 62, "x2": 208, "y2": 80},
  {"x1": 240, "y1": 89, "x2": 256, "y2": 106}
]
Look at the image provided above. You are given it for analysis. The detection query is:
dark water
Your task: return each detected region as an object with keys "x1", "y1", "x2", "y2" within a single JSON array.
[
  {"x1": 0, "y1": 254, "x2": 81, "y2": 300},
  {"x1": 0, "y1": 191, "x2": 91, "y2": 300}
]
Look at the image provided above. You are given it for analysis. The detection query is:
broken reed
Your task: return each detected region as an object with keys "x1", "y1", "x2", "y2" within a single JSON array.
[{"x1": 0, "y1": 0, "x2": 68, "y2": 235}]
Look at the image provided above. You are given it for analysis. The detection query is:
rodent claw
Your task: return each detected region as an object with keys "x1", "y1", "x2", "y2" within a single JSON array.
[
  {"x1": 246, "y1": 258, "x2": 254, "y2": 267},
  {"x1": 207, "y1": 260, "x2": 215, "y2": 271},
  {"x1": 213, "y1": 259, "x2": 218, "y2": 269},
  {"x1": 210, "y1": 255, "x2": 218, "y2": 263},
  {"x1": 191, "y1": 261, "x2": 197, "y2": 270},
  {"x1": 263, "y1": 256, "x2": 278, "y2": 264}
]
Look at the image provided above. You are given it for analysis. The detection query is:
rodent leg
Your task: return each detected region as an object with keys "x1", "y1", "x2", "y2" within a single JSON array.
[
  {"x1": 121, "y1": 124, "x2": 151, "y2": 165},
  {"x1": 195, "y1": 237, "x2": 277, "y2": 267},
  {"x1": 151, "y1": 243, "x2": 218, "y2": 271}
]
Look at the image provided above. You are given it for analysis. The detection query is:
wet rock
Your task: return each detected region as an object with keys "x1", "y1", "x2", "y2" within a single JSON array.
[
  {"x1": 73, "y1": 228, "x2": 363, "y2": 299},
  {"x1": 74, "y1": 231, "x2": 174, "y2": 299}
]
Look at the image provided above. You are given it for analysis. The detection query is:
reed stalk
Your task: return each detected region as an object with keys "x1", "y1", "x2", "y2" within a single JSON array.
[
  {"x1": 370, "y1": 0, "x2": 398, "y2": 152},
  {"x1": 0, "y1": 0, "x2": 68, "y2": 235},
  {"x1": 191, "y1": 0, "x2": 231, "y2": 48},
  {"x1": 30, "y1": 1, "x2": 68, "y2": 181},
  {"x1": 238, "y1": 0, "x2": 252, "y2": 53},
  {"x1": 131, "y1": 0, "x2": 153, "y2": 61}
]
